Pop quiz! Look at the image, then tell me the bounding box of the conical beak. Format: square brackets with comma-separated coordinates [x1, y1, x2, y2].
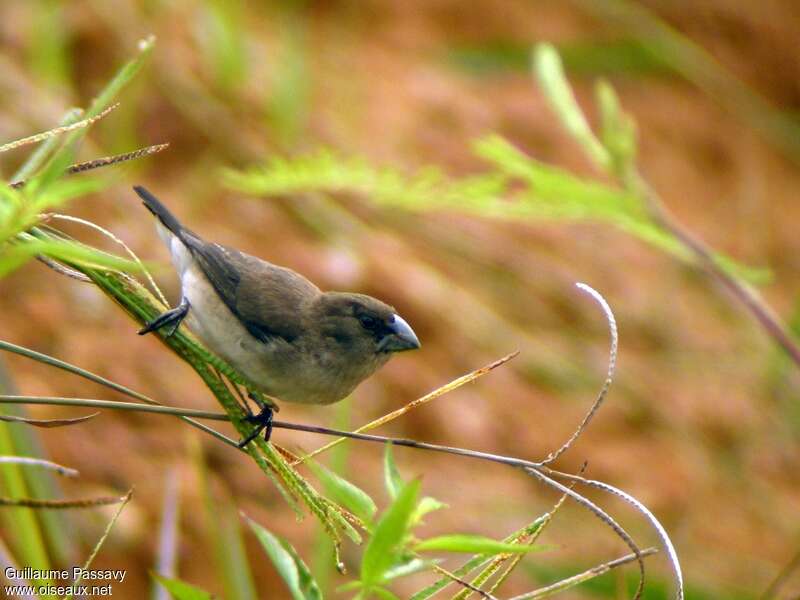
[378, 314, 420, 352]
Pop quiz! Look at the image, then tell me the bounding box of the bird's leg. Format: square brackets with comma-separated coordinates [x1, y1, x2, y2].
[248, 391, 266, 410]
[230, 384, 253, 417]
[138, 297, 190, 337]
[238, 405, 273, 448]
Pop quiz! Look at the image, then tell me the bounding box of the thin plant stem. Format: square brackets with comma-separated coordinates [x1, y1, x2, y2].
[760, 545, 800, 600]
[628, 171, 800, 369]
[0, 457, 78, 478]
[507, 547, 659, 600]
[0, 104, 118, 154]
[294, 351, 519, 465]
[9, 143, 170, 190]
[431, 564, 498, 600]
[540, 283, 617, 465]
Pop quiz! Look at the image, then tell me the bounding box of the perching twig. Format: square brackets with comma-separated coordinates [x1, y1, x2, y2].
[0, 339, 239, 448]
[294, 351, 520, 465]
[45, 212, 168, 305]
[0, 282, 681, 599]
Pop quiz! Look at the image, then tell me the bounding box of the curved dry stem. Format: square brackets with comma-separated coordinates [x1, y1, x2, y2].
[46, 213, 168, 305]
[628, 169, 800, 370]
[546, 468, 684, 600]
[540, 282, 617, 466]
[35, 255, 92, 282]
[524, 467, 645, 600]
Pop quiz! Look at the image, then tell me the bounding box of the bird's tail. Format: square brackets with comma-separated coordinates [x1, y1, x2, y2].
[133, 186, 184, 237]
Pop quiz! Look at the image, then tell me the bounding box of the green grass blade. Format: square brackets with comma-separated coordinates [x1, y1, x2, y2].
[383, 444, 404, 501]
[244, 514, 323, 600]
[532, 44, 610, 170]
[410, 516, 548, 600]
[0, 359, 77, 568]
[308, 459, 377, 523]
[150, 574, 213, 600]
[0, 422, 52, 592]
[414, 535, 547, 555]
[33, 36, 154, 194]
[361, 478, 420, 589]
[191, 438, 257, 600]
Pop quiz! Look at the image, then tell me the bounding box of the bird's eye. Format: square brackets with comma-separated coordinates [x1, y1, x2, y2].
[358, 315, 377, 329]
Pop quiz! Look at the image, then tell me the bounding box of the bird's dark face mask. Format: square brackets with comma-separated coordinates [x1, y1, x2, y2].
[315, 293, 420, 356]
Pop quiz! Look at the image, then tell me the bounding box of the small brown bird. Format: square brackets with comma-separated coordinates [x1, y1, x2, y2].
[134, 186, 420, 445]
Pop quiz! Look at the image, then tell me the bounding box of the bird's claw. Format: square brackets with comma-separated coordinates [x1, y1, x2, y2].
[237, 405, 274, 448]
[139, 297, 190, 337]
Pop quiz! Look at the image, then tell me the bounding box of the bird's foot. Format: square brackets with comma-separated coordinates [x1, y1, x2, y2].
[139, 298, 190, 337]
[238, 405, 273, 448]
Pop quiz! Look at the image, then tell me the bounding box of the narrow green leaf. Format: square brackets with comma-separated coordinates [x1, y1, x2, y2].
[33, 35, 154, 194]
[414, 535, 545, 555]
[595, 79, 637, 175]
[278, 530, 325, 600]
[0, 238, 141, 279]
[411, 496, 447, 525]
[218, 507, 258, 600]
[308, 459, 377, 523]
[151, 574, 213, 600]
[383, 443, 404, 500]
[201, 0, 246, 92]
[245, 514, 322, 600]
[192, 438, 257, 600]
[409, 515, 549, 600]
[0, 358, 77, 569]
[532, 43, 610, 170]
[361, 478, 420, 588]
[246, 517, 300, 598]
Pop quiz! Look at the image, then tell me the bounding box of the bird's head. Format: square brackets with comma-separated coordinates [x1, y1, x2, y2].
[311, 292, 420, 358]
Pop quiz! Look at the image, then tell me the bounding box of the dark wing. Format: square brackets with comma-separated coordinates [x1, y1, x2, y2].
[183, 235, 320, 343]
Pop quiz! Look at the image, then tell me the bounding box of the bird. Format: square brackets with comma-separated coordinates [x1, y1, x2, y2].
[133, 186, 420, 446]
